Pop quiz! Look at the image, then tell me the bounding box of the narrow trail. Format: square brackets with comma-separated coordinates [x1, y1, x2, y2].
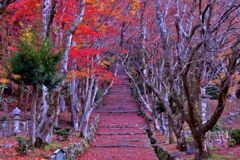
[77, 66, 158, 160]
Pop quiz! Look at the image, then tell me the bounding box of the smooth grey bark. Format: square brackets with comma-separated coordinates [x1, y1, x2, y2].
[79, 107, 93, 138]
[30, 84, 38, 146]
[62, 0, 85, 72]
[79, 75, 95, 137]
[70, 75, 81, 130]
[168, 115, 174, 144]
[59, 94, 65, 112]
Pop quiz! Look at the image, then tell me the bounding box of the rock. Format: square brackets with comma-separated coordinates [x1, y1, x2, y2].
[3, 144, 12, 148]
[48, 155, 55, 160]
[64, 114, 100, 160]
[187, 141, 195, 155]
[228, 120, 234, 124]
[229, 116, 234, 120]
[171, 151, 186, 158]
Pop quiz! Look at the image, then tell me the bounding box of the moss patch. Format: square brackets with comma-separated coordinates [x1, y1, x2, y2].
[44, 142, 62, 151]
[210, 154, 235, 160]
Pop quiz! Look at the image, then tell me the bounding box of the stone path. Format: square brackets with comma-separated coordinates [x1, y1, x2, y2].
[77, 66, 157, 160]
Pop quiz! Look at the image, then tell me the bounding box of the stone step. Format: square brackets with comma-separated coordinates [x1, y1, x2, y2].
[92, 144, 151, 148]
[93, 110, 138, 113]
[96, 132, 146, 136]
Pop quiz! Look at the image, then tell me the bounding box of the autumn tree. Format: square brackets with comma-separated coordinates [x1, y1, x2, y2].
[152, 0, 240, 159]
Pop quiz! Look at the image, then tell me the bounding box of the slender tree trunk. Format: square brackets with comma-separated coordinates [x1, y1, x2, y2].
[54, 103, 60, 126]
[79, 108, 93, 138]
[160, 113, 166, 134]
[17, 84, 24, 110]
[152, 107, 160, 131]
[168, 115, 174, 144]
[3, 102, 10, 136]
[55, 93, 65, 127]
[153, 117, 160, 131]
[70, 73, 80, 130]
[30, 84, 38, 146]
[59, 94, 65, 112]
[24, 91, 29, 113]
[79, 75, 94, 137]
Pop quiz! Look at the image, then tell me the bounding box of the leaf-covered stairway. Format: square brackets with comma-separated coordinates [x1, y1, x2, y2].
[77, 66, 157, 160]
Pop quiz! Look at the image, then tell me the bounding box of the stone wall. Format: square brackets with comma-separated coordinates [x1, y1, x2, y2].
[63, 114, 100, 160]
[138, 106, 178, 160]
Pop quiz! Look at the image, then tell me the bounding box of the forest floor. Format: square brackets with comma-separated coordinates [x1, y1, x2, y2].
[0, 66, 240, 159]
[0, 107, 95, 159]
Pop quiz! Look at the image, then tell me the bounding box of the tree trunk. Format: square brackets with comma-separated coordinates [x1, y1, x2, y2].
[176, 112, 187, 151]
[35, 91, 60, 148]
[70, 103, 79, 130]
[24, 91, 30, 113]
[194, 135, 211, 160]
[160, 113, 166, 134]
[35, 85, 49, 135]
[79, 108, 92, 138]
[59, 94, 65, 112]
[70, 76, 80, 130]
[3, 102, 10, 136]
[153, 117, 160, 131]
[17, 84, 24, 110]
[55, 94, 65, 127]
[168, 115, 174, 144]
[79, 75, 94, 137]
[30, 84, 38, 146]
[54, 104, 60, 127]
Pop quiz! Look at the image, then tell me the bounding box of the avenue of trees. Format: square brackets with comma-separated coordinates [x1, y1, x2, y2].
[0, 0, 239, 159]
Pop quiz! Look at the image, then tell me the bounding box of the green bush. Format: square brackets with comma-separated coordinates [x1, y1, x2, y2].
[53, 126, 62, 133]
[44, 142, 61, 151]
[55, 128, 71, 141]
[15, 137, 29, 156]
[1, 116, 6, 122]
[186, 136, 194, 143]
[206, 87, 219, 100]
[210, 121, 222, 132]
[230, 139, 236, 148]
[230, 128, 240, 144]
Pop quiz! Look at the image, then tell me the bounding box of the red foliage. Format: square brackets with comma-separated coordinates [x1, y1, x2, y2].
[8, 0, 42, 24]
[69, 48, 101, 58]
